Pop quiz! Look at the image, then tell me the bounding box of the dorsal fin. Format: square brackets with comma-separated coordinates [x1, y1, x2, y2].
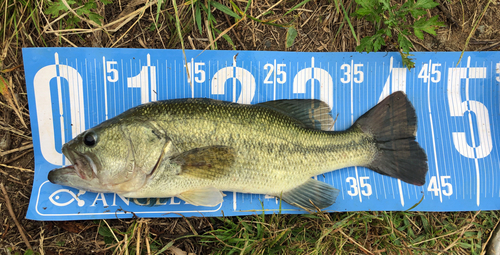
[257, 99, 334, 131]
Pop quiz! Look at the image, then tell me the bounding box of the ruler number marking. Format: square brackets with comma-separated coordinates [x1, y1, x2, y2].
[496, 62, 500, 82]
[447, 61, 492, 159]
[106, 61, 119, 82]
[340, 63, 364, 84]
[346, 176, 372, 197]
[264, 63, 286, 84]
[418, 63, 441, 83]
[186, 60, 206, 83]
[428, 176, 453, 197]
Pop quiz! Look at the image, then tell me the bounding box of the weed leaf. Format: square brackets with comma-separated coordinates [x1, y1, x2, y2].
[44, 0, 109, 28]
[409, 9, 427, 19]
[413, 16, 443, 39]
[45, 0, 75, 18]
[88, 13, 103, 25]
[0, 75, 9, 96]
[98, 226, 113, 237]
[379, 0, 391, 10]
[401, 52, 415, 69]
[286, 26, 298, 48]
[355, 7, 374, 17]
[356, 30, 385, 53]
[354, 0, 442, 70]
[25, 250, 35, 255]
[355, 0, 377, 9]
[415, 0, 440, 9]
[397, 33, 413, 53]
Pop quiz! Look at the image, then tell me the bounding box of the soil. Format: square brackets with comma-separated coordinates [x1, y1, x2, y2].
[1, 0, 499, 254]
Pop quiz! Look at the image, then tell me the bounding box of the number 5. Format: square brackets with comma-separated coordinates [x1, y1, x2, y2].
[359, 177, 372, 196]
[106, 61, 118, 82]
[441, 176, 453, 196]
[447, 66, 492, 159]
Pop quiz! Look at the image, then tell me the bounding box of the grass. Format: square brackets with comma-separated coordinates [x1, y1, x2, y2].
[85, 210, 499, 254]
[1, 0, 44, 49]
[1, 0, 500, 254]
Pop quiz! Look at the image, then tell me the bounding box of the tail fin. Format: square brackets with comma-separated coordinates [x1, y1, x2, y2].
[354, 91, 428, 186]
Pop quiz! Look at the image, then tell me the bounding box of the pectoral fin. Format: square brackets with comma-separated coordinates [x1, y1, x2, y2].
[171, 146, 235, 180]
[177, 187, 224, 207]
[282, 179, 340, 210]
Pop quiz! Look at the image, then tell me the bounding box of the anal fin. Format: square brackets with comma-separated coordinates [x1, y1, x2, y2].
[177, 187, 224, 207]
[282, 179, 339, 210]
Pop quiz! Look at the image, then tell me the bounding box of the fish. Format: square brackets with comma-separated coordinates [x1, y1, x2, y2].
[487, 220, 500, 255]
[48, 91, 428, 210]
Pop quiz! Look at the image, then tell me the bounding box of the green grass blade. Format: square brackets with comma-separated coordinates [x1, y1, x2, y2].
[339, 0, 358, 44]
[457, 0, 492, 66]
[155, 0, 164, 23]
[243, 0, 251, 14]
[171, 0, 191, 87]
[284, 0, 312, 16]
[229, 0, 286, 27]
[211, 1, 240, 19]
[154, 241, 174, 255]
[405, 194, 425, 212]
[214, 27, 236, 50]
[200, 2, 217, 23]
[195, 1, 202, 35]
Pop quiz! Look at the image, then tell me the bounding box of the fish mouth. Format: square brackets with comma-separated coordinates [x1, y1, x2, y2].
[48, 147, 97, 185]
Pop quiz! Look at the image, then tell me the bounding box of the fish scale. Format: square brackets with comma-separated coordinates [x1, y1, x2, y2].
[114, 101, 375, 196]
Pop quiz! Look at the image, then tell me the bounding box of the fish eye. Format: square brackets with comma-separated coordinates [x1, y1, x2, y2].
[83, 131, 97, 147]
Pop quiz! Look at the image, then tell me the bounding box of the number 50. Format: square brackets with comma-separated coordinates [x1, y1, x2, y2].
[447, 66, 492, 159]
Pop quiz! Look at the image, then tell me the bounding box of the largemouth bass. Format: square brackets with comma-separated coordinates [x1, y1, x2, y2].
[488, 220, 500, 255]
[48, 91, 428, 209]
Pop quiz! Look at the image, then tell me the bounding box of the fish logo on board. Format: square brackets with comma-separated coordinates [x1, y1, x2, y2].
[49, 189, 86, 207]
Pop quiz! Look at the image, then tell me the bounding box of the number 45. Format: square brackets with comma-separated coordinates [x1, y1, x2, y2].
[418, 63, 441, 83]
[427, 176, 453, 196]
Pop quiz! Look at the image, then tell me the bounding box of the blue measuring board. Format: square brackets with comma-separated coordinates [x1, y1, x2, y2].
[22, 48, 500, 220]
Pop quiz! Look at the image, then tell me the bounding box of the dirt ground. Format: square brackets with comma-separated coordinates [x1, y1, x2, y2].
[1, 0, 500, 254]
